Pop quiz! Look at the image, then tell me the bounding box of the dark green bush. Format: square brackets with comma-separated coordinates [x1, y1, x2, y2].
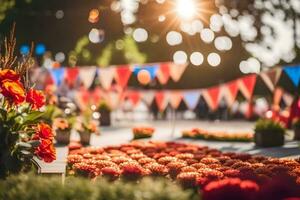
[254, 119, 285, 134]
[0, 174, 197, 200]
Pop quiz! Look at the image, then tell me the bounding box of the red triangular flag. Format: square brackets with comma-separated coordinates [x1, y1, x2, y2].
[127, 91, 141, 106]
[65, 67, 79, 86]
[225, 80, 239, 106]
[115, 66, 132, 88]
[92, 87, 102, 105]
[157, 63, 171, 85]
[238, 74, 257, 100]
[155, 91, 168, 111]
[202, 87, 220, 111]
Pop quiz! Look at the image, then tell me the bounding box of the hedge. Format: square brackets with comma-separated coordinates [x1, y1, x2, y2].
[0, 174, 198, 200]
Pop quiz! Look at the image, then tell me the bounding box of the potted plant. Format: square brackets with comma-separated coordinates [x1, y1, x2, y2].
[292, 118, 300, 140]
[0, 29, 56, 178]
[132, 127, 155, 139]
[98, 101, 111, 126]
[53, 118, 73, 145]
[254, 119, 285, 147]
[76, 120, 100, 146]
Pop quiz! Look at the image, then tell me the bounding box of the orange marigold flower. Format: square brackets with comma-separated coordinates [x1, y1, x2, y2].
[0, 69, 20, 82]
[26, 88, 45, 109]
[35, 139, 56, 163]
[101, 166, 121, 180]
[34, 123, 54, 140]
[1, 80, 25, 104]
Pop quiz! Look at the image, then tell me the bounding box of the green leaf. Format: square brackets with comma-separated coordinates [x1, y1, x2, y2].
[22, 111, 44, 125]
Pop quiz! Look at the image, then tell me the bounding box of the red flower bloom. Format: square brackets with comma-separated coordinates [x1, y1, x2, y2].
[26, 88, 45, 109]
[203, 178, 259, 200]
[34, 123, 54, 140]
[121, 162, 144, 180]
[0, 69, 20, 82]
[35, 139, 56, 163]
[0, 79, 25, 104]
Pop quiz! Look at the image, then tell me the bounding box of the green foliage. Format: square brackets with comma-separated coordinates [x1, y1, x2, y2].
[41, 105, 63, 125]
[122, 35, 146, 64]
[254, 119, 286, 134]
[0, 0, 15, 22]
[98, 101, 111, 112]
[97, 43, 113, 67]
[0, 174, 198, 200]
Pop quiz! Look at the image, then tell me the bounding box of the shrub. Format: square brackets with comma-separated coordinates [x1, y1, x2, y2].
[254, 119, 285, 134]
[0, 174, 197, 200]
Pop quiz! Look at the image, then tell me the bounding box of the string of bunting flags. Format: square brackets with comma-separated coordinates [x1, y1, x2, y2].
[31, 63, 300, 112]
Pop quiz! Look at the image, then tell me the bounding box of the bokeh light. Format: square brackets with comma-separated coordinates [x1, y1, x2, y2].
[88, 9, 100, 23]
[210, 14, 223, 32]
[88, 28, 105, 43]
[190, 52, 204, 66]
[239, 57, 261, 74]
[55, 52, 65, 63]
[158, 15, 166, 22]
[133, 28, 148, 42]
[35, 43, 46, 55]
[214, 36, 232, 51]
[173, 50, 187, 64]
[191, 20, 204, 33]
[137, 69, 151, 85]
[200, 28, 215, 43]
[175, 0, 196, 21]
[55, 10, 64, 19]
[166, 31, 182, 46]
[207, 52, 221, 67]
[20, 45, 30, 55]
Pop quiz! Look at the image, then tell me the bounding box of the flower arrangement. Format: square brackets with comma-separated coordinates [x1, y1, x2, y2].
[76, 119, 100, 145]
[53, 117, 73, 145]
[0, 28, 55, 178]
[67, 141, 300, 192]
[254, 119, 286, 147]
[132, 127, 155, 139]
[182, 128, 253, 142]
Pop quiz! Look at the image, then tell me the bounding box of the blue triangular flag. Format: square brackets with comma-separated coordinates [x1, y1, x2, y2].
[50, 68, 65, 86]
[283, 66, 300, 86]
[183, 91, 201, 110]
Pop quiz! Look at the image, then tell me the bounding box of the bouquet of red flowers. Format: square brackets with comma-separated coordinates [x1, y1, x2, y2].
[132, 127, 155, 139]
[0, 28, 56, 178]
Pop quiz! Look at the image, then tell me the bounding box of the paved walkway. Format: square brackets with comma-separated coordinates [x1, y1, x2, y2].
[40, 120, 300, 174]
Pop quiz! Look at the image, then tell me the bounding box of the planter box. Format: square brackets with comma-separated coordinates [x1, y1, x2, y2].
[55, 129, 71, 145]
[293, 128, 300, 140]
[254, 131, 284, 147]
[79, 132, 91, 146]
[99, 110, 111, 126]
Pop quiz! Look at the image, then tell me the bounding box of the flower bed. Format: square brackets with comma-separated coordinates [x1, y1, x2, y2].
[67, 141, 300, 195]
[182, 128, 253, 142]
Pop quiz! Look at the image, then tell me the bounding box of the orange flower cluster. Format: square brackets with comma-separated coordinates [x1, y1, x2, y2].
[67, 141, 300, 191]
[53, 118, 70, 131]
[34, 123, 56, 163]
[132, 127, 155, 139]
[182, 128, 253, 142]
[0, 69, 45, 108]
